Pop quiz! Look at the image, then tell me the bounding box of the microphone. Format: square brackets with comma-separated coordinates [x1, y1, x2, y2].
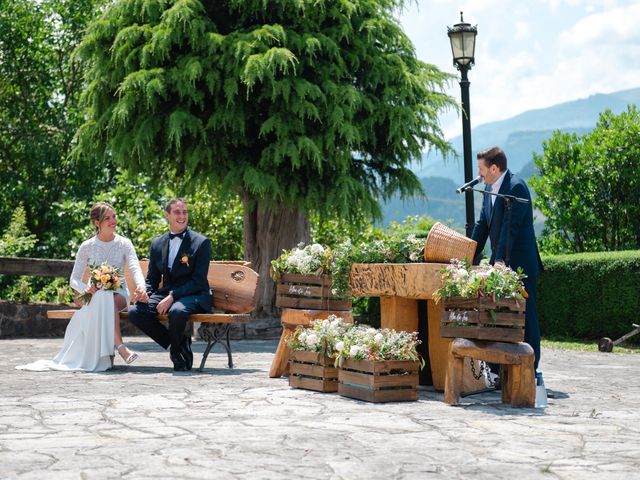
[456, 176, 483, 194]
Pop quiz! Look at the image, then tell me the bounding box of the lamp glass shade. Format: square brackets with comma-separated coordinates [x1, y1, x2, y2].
[448, 28, 477, 66]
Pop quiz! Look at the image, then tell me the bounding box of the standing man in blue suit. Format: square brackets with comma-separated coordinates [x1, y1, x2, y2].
[128, 198, 212, 371]
[471, 146, 543, 370]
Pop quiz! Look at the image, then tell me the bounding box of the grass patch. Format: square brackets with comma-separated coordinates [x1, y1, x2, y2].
[542, 337, 640, 353]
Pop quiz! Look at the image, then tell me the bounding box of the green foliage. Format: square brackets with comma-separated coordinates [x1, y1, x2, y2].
[0, 206, 38, 257]
[0, 0, 108, 253]
[32, 278, 75, 303]
[186, 189, 244, 260]
[4, 277, 34, 303]
[75, 0, 455, 220]
[46, 170, 244, 260]
[538, 250, 640, 344]
[531, 106, 640, 253]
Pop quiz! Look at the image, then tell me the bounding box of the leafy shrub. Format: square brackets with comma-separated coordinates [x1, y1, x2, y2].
[0, 205, 37, 257]
[538, 250, 640, 343]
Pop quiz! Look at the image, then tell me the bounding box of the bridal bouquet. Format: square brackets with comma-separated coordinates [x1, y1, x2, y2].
[77, 262, 123, 305]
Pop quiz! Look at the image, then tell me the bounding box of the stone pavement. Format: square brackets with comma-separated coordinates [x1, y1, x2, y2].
[1, 337, 639, 480]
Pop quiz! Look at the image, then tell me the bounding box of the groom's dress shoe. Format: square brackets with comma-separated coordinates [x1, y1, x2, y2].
[171, 353, 187, 372]
[181, 336, 193, 371]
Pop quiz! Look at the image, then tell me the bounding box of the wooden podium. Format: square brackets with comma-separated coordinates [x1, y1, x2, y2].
[349, 263, 451, 390]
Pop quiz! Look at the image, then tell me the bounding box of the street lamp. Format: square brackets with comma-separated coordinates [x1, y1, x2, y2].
[448, 12, 478, 238]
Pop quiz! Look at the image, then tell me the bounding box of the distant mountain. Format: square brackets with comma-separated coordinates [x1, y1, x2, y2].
[382, 87, 640, 228]
[411, 87, 640, 181]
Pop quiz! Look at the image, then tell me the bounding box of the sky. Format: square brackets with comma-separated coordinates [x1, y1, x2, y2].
[398, 0, 640, 139]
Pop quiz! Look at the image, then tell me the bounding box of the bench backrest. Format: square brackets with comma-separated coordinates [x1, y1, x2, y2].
[123, 260, 260, 314]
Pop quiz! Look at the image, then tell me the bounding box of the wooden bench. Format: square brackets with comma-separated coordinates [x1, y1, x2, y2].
[444, 338, 535, 407]
[47, 260, 260, 370]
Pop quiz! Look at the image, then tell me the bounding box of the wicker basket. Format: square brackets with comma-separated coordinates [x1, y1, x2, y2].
[424, 222, 477, 263]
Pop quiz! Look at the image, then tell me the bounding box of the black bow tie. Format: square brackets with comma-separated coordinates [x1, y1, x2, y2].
[169, 231, 186, 240]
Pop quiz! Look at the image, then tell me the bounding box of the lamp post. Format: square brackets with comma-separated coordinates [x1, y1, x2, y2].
[448, 12, 478, 238]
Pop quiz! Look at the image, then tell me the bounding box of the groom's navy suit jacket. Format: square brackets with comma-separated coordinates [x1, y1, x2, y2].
[145, 228, 212, 313]
[471, 169, 542, 279]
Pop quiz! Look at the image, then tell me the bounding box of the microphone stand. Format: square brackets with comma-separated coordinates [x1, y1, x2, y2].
[460, 186, 529, 265]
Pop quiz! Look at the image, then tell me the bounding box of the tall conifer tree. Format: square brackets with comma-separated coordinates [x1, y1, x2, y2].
[75, 0, 455, 313]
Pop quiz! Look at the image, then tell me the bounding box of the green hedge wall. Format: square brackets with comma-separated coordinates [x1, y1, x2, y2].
[538, 250, 640, 343]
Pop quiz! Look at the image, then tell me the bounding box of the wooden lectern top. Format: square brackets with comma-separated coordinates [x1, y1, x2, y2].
[349, 262, 447, 299]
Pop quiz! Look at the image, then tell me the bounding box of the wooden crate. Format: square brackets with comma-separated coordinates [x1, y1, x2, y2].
[338, 358, 419, 403]
[289, 350, 338, 393]
[440, 296, 526, 343]
[276, 273, 352, 311]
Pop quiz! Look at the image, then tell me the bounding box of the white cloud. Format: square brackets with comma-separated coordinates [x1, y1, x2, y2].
[559, 3, 640, 46]
[515, 21, 531, 40]
[400, 0, 640, 139]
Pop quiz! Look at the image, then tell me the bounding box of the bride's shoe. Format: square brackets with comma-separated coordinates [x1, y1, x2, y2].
[116, 344, 139, 365]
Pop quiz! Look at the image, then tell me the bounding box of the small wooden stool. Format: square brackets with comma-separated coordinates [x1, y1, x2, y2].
[268, 308, 353, 378]
[445, 338, 535, 407]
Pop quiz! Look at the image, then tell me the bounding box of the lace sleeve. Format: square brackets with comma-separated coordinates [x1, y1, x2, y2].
[70, 241, 90, 293]
[124, 238, 145, 289]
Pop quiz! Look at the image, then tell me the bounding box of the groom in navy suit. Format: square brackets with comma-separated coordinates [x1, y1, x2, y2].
[128, 198, 212, 371]
[471, 147, 543, 370]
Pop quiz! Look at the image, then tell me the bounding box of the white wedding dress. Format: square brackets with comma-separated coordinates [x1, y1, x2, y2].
[17, 235, 145, 372]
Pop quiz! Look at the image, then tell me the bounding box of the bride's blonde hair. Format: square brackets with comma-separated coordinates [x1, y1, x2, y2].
[90, 202, 115, 232]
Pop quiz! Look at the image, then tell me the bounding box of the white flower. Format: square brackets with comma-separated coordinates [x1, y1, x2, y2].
[349, 345, 361, 357]
[306, 333, 318, 347]
[335, 341, 344, 352]
[310, 243, 325, 255]
[374, 332, 384, 344]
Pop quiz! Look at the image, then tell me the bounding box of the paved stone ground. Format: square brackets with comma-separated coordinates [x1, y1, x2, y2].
[1, 337, 639, 480]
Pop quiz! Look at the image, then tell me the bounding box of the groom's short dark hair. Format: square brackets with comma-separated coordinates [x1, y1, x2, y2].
[164, 198, 188, 213]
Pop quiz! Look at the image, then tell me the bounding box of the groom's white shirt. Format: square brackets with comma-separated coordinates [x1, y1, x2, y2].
[167, 233, 184, 271]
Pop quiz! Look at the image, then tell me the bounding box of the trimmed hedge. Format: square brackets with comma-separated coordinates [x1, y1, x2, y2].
[538, 250, 640, 343]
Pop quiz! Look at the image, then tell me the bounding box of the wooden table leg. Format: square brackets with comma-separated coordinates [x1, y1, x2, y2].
[427, 300, 452, 391]
[269, 324, 296, 378]
[269, 308, 353, 378]
[380, 296, 419, 332]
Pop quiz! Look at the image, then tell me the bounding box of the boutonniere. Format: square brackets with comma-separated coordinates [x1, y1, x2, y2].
[180, 253, 191, 267]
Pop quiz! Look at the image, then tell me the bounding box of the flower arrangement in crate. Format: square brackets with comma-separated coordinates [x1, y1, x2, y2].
[286, 315, 351, 393]
[333, 325, 423, 403]
[271, 243, 351, 310]
[434, 259, 528, 343]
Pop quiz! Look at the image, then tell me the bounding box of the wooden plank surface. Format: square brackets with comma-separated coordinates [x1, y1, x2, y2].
[279, 273, 333, 286]
[290, 351, 335, 366]
[337, 383, 418, 403]
[349, 263, 446, 299]
[290, 362, 337, 379]
[0, 257, 74, 277]
[290, 376, 338, 392]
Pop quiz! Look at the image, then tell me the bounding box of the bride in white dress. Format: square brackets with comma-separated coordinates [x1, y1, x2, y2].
[17, 202, 147, 372]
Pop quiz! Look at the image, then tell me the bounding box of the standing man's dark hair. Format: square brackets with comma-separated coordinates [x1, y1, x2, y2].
[127, 198, 212, 371]
[477, 146, 507, 171]
[471, 146, 543, 370]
